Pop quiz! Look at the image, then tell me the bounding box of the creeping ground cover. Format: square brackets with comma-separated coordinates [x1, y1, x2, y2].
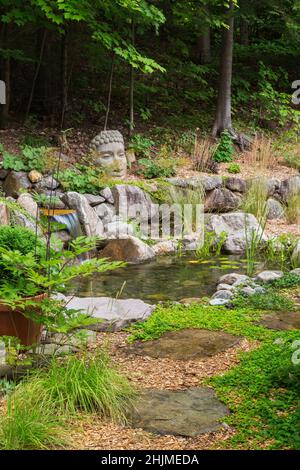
[128, 301, 300, 450]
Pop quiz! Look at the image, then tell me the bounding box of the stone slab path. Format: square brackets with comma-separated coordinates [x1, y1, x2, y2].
[258, 311, 300, 330]
[125, 329, 242, 360]
[129, 387, 229, 437]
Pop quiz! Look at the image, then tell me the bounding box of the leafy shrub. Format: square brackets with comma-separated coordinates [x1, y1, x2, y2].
[58, 165, 104, 194]
[137, 158, 176, 179]
[227, 163, 241, 174]
[233, 291, 294, 311]
[128, 133, 155, 158]
[0, 225, 43, 256]
[2, 145, 46, 173]
[270, 272, 300, 289]
[213, 130, 235, 163]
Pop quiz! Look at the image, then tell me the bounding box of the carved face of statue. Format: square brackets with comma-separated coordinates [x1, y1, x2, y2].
[90, 130, 127, 179]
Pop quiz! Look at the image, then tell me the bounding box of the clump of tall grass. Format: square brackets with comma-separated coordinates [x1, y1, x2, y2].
[0, 392, 66, 450]
[285, 191, 300, 224]
[242, 178, 268, 223]
[0, 352, 136, 450]
[192, 136, 217, 172]
[246, 136, 276, 170]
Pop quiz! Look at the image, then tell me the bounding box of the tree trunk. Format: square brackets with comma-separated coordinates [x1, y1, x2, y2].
[24, 29, 47, 123]
[60, 30, 68, 129]
[129, 19, 135, 138]
[0, 24, 10, 129]
[104, 53, 115, 130]
[212, 1, 235, 137]
[198, 27, 211, 64]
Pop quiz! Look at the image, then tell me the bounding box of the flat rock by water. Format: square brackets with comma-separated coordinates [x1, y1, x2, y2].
[125, 329, 241, 360]
[57, 295, 155, 331]
[129, 387, 229, 437]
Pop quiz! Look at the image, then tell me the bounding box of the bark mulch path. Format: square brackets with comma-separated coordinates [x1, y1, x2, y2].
[70, 332, 258, 450]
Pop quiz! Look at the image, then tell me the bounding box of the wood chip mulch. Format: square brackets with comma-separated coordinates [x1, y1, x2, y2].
[70, 332, 258, 450]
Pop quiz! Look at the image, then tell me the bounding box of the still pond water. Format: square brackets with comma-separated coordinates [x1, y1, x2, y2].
[72, 254, 268, 303]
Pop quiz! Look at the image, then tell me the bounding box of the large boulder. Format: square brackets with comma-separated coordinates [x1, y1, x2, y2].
[111, 185, 158, 223]
[62, 192, 104, 237]
[3, 171, 32, 198]
[205, 188, 242, 213]
[206, 212, 266, 254]
[100, 235, 155, 263]
[57, 295, 155, 332]
[17, 193, 38, 219]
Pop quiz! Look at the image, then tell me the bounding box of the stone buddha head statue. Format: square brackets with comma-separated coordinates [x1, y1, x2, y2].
[90, 130, 127, 179]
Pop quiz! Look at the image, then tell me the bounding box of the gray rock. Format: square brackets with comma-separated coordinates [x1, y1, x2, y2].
[209, 298, 231, 306]
[62, 192, 104, 237]
[206, 212, 266, 254]
[182, 234, 203, 251]
[280, 176, 300, 202]
[224, 177, 247, 193]
[100, 235, 155, 263]
[266, 198, 285, 220]
[129, 387, 229, 437]
[35, 175, 59, 191]
[219, 273, 249, 285]
[104, 220, 134, 239]
[84, 194, 105, 206]
[240, 286, 256, 296]
[267, 179, 281, 197]
[112, 184, 158, 223]
[58, 295, 155, 331]
[292, 241, 300, 268]
[254, 286, 267, 294]
[256, 270, 284, 283]
[95, 203, 115, 223]
[290, 268, 300, 276]
[17, 193, 38, 219]
[211, 290, 234, 300]
[100, 187, 114, 204]
[205, 188, 242, 213]
[217, 283, 234, 291]
[199, 176, 222, 192]
[3, 171, 32, 198]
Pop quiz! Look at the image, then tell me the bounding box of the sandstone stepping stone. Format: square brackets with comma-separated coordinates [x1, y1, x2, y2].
[129, 387, 229, 437]
[125, 329, 241, 360]
[258, 312, 300, 331]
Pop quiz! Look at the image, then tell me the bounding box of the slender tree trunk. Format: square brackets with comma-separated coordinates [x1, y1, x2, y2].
[212, 1, 235, 137]
[198, 27, 211, 64]
[129, 20, 135, 138]
[240, 18, 249, 46]
[0, 24, 10, 128]
[60, 30, 68, 129]
[24, 29, 47, 123]
[104, 53, 115, 130]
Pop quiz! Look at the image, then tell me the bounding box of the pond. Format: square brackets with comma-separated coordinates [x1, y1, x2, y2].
[71, 254, 268, 303]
